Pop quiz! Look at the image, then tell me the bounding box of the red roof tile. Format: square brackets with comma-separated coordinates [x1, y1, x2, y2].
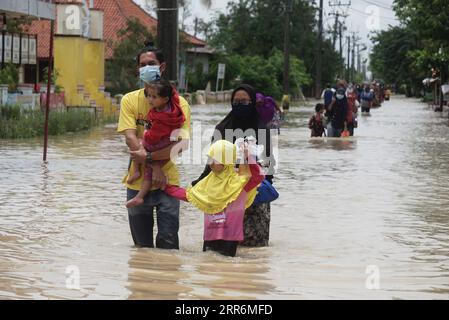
[24, 0, 206, 59]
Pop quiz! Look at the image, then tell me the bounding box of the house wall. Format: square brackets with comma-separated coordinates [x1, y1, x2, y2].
[186, 52, 210, 75]
[54, 36, 86, 107]
[54, 36, 114, 116]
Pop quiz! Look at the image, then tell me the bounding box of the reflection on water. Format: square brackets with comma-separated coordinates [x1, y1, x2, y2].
[1, 96, 449, 299]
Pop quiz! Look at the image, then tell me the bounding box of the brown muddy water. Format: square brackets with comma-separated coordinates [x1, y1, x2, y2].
[1, 96, 449, 299]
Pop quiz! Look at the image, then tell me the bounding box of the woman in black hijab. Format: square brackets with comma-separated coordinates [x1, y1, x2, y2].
[192, 84, 276, 249]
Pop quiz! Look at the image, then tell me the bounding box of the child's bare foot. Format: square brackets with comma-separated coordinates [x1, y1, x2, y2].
[127, 171, 141, 184]
[126, 197, 144, 209]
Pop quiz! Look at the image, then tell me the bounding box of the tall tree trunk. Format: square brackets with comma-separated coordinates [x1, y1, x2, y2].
[157, 0, 178, 83]
[283, 0, 292, 95]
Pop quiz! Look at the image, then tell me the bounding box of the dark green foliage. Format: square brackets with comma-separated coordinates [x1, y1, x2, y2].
[371, 0, 449, 96]
[105, 19, 154, 95]
[207, 0, 341, 96]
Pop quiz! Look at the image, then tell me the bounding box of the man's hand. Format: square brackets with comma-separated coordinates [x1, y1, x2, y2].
[130, 145, 147, 165]
[151, 163, 167, 190]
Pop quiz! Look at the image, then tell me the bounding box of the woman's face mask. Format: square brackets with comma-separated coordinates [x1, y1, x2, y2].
[232, 101, 254, 117]
[336, 94, 345, 100]
[232, 90, 254, 117]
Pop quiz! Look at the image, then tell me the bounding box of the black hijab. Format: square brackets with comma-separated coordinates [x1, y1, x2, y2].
[192, 84, 275, 186]
[216, 84, 261, 135]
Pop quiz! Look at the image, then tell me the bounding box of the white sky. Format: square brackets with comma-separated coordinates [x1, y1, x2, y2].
[134, 0, 400, 62]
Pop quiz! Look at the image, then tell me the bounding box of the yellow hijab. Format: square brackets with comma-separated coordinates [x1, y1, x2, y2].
[187, 140, 259, 214]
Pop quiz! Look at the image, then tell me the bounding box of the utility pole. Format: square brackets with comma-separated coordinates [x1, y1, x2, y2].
[350, 32, 361, 83]
[193, 17, 198, 67]
[346, 35, 351, 81]
[329, 1, 351, 81]
[329, 1, 351, 51]
[351, 33, 356, 83]
[283, 0, 293, 97]
[339, 21, 344, 57]
[332, 12, 339, 50]
[315, 0, 324, 98]
[357, 44, 360, 73]
[157, 0, 178, 83]
[338, 20, 347, 78]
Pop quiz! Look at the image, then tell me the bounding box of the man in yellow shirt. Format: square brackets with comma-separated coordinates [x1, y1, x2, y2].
[118, 44, 191, 249]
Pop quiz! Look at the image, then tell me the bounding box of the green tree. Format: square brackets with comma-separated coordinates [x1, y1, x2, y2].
[0, 63, 19, 93]
[370, 26, 426, 96]
[393, 0, 449, 75]
[206, 49, 311, 99]
[105, 19, 153, 95]
[370, 1, 449, 97]
[208, 0, 341, 95]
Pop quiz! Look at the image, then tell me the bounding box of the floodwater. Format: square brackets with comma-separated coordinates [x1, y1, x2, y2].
[1, 96, 449, 300]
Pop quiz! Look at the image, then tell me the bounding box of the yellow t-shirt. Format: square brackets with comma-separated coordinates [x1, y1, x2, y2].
[117, 89, 191, 191]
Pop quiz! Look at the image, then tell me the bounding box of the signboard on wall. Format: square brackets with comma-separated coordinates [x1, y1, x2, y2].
[1, 34, 37, 65]
[12, 34, 20, 64]
[28, 36, 37, 65]
[4, 34, 12, 63]
[21, 35, 29, 64]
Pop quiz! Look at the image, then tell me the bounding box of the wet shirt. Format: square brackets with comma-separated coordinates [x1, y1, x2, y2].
[117, 89, 191, 191]
[309, 114, 325, 137]
[323, 89, 335, 107]
[330, 99, 348, 130]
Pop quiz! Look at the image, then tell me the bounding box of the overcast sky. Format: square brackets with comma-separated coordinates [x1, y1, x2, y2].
[134, 0, 400, 62]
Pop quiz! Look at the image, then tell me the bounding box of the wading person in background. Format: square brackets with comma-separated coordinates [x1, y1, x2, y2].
[360, 85, 374, 113]
[346, 85, 359, 136]
[281, 94, 290, 121]
[322, 83, 336, 137]
[327, 88, 349, 138]
[118, 43, 191, 249]
[309, 103, 326, 137]
[321, 83, 335, 109]
[192, 84, 276, 248]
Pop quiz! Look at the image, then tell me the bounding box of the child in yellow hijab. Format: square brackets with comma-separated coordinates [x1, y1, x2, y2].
[166, 139, 264, 257]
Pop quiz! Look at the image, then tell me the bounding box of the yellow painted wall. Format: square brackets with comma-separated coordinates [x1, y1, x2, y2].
[83, 40, 103, 102]
[54, 37, 115, 116]
[54, 36, 86, 107]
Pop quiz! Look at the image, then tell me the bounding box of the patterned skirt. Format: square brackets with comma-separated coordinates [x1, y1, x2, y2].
[241, 202, 271, 247]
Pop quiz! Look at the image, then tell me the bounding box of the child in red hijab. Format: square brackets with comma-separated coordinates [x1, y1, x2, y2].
[126, 80, 185, 208]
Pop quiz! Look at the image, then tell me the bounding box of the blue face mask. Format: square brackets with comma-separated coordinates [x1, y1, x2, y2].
[139, 65, 161, 88]
[232, 102, 255, 118]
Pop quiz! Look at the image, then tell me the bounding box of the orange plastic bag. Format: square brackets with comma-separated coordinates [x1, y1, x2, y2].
[341, 124, 350, 137]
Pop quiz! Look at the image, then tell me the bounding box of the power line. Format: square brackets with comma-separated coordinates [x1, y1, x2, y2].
[358, 0, 394, 11]
[348, 6, 400, 22]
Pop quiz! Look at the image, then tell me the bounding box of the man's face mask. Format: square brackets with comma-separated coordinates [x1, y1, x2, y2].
[139, 65, 161, 88]
[336, 94, 345, 100]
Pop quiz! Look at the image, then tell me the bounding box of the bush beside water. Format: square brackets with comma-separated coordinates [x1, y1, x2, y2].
[0, 105, 106, 139]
